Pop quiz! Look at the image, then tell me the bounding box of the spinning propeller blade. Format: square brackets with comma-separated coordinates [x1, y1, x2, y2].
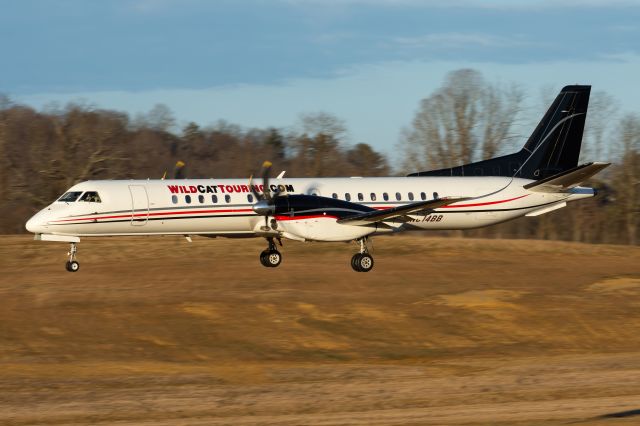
[261, 161, 273, 201]
[250, 161, 280, 221]
[248, 174, 262, 201]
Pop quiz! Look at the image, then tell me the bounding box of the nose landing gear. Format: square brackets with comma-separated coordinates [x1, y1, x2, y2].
[65, 242, 80, 272]
[259, 237, 282, 268]
[351, 237, 374, 272]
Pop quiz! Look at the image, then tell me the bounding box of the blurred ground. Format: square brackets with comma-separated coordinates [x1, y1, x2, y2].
[0, 235, 639, 425]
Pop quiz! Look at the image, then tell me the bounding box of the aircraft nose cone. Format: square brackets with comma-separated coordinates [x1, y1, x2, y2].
[26, 213, 46, 234]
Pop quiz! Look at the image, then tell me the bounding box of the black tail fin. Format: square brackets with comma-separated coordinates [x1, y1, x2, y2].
[407, 85, 591, 180]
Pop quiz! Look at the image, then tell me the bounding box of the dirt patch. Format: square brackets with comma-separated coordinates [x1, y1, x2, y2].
[587, 277, 640, 294]
[438, 289, 524, 309]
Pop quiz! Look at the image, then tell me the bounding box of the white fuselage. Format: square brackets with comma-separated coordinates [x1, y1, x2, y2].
[25, 176, 592, 242]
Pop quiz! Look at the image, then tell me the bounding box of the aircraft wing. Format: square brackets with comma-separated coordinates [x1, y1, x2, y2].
[337, 197, 469, 226]
[523, 162, 610, 193]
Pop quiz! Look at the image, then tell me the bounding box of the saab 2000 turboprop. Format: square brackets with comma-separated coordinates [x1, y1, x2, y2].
[26, 85, 609, 272]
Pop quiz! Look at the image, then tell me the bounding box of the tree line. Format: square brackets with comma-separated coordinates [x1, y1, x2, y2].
[0, 69, 637, 244]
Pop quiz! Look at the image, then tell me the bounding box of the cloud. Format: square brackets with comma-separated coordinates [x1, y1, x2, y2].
[608, 24, 639, 32]
[389, 33, 534, 49]
[283, 0, 640, 9]
[125, 0, 203, 15]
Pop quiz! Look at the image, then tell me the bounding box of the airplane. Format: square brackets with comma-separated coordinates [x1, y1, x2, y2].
[26, 85, 609, 273]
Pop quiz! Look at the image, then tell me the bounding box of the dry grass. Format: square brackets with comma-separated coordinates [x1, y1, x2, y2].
[0, 235, 639, 425]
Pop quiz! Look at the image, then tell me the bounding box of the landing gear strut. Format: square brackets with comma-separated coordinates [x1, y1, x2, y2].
[65, 242, 80, 272]
[259, 237, 282, 268]
[351, 237, 374, 272]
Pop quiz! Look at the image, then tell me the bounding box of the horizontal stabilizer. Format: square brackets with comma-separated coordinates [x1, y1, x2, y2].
[337, 197, 469, 226]
[523, 162, 610, 193]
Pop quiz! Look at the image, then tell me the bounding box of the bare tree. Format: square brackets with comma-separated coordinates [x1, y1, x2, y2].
[480, 83, 523, 159]
[583, 91, 619, 162]
[150, 103, 176, 132]
[0, 93, 12, 109]
[39, 107, 131, 189]
[614, 114, 640, 244]
[401, 69, 523, 173]
[289, 112, 351, 177]
[298, 112, 347, 142]
[346, 143, 390, 176]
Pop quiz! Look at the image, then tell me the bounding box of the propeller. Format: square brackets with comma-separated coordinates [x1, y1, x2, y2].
[250, 161, 281, 228]
[250, 161, 273, 201]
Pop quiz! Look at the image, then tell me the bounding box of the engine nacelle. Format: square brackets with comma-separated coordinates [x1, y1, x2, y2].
[258, 194, 381, 241]
[276, 216, 375, 242]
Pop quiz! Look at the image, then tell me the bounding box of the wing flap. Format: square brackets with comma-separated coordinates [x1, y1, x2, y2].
[523, 162, 610, 193]
[337, 197, 469, 226]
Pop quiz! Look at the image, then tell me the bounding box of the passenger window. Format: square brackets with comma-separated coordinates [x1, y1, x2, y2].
[345, 193, 351, 202]
[383, 193, 389, 201]
[212, 195, 218, 203]
[225, 194, 231, 203]
[332, 193, 338, 199]
[408, 192, 414, 201]
[185, 195, 192, 204]
[357, 193, 364, 201]
[58, 191, 83, 202]
[198, 195, 205, 204]
[420, 192, 427, 201]
[172, 195, 178, 204]
[396, 192, 402, 201]
[433, 192, 439, 199]
[79, 191, 101, 203]
[248, 194, 254, 203]
[370, 193, 376, 201]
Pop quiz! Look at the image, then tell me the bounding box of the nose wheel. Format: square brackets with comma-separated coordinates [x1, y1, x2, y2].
[351, 238, 374, 272]
[65, 242, 80, 272]
[259, 237, 282, 268]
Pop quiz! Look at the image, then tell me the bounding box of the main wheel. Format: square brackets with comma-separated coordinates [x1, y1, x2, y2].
[259, 250, 271, 267]
[260, 250, 282, 268]
[65, 260, 80, 272]
[266, 250, 282, 267]
[356, 253, 374, 272]
[351, 253, 362, 272]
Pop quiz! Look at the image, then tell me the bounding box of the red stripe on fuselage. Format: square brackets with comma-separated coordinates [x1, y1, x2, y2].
[51, 208, 254, 223]
[274, 214, 338, 221]
[369, 195, 529, 211]
[441, 194, 529, 208]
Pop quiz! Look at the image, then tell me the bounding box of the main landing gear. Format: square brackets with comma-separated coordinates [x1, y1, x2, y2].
[351, 237, 374, 273]
[65, 242, 80, 272]
[259, 237, 282, 268]
[255, 236, 374, 272]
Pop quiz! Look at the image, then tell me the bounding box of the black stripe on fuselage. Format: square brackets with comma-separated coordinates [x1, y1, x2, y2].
[58, 203, 255, 218]
[436, 199, 565, 213]
[59, 202, 399, 219]
[51, 213, 257, 225]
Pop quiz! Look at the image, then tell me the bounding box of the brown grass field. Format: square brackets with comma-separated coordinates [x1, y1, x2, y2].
[1, 234, 639, 425]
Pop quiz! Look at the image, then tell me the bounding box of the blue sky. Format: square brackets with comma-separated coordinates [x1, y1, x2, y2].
[3, 0, 640, 160]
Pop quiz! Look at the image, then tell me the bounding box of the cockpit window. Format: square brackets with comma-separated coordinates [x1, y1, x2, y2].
[79, 191, 102, 203]
[58, 191, 83, 202]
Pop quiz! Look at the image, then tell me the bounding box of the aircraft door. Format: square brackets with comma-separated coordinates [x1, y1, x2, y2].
[129, 185, 149, 226]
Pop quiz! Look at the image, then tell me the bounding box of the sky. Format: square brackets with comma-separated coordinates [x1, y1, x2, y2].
[2, 0, 640, 162]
